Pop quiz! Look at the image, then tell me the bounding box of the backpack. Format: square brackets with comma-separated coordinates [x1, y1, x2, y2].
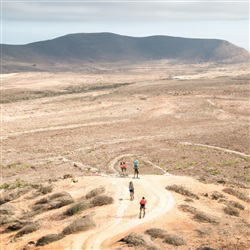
[140, 199, 146, 205]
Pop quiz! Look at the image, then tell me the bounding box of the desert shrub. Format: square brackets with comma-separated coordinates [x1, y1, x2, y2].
[211, 191, 225, 200]
[65, 201, 91, 216]
[0, 204, 17, 215]
[91, 195, 114, 207]
[86, 187, 105, 199]
[120, 233, 146, 246]
[36, 233, 65, 246]
[38, 185, 53, 195]
[32, 192, 73, 211]
[194, 228, 212, 238]
[223, 205, 239, 217]
[35, 197, 49, 205]
[184, 198, 194, 202]
[193, 211, 220, 224]
[145, 228, 167, 239]
[48, 196, 74, 209]
[196, 247, 216, 250]
[0, 215, 11, 225]
[227, 200, 245, 210]
[6, 220, 30, 231]
[50, 191, 70, 200]
[222, 188, 250, 203]
[179, 204, 220, 224]
[164, 235, 186, 246]
[32, 204, 47, 212]
[0, 187, 31, 205]
[166, 185, 199, 199]
[62, 215, 95, 235]
[14, 222, 40, 238]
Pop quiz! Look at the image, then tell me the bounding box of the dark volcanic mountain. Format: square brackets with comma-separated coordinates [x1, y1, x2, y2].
[1, 32, 249, 73]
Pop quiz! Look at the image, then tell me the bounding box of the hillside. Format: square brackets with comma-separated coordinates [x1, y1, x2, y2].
[1, 33, 249, 73]
[1, 62, 250, 249]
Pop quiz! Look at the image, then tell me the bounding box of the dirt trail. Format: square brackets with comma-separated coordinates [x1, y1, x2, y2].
[65, 156, 174, 250]
[84, 176, 174, 250]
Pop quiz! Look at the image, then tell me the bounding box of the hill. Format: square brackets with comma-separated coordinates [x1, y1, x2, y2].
[1, 33, 249, 73]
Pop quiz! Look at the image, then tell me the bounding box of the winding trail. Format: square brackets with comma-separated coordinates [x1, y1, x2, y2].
[84, 177, 174, 250]
[66, 155, 174, 250]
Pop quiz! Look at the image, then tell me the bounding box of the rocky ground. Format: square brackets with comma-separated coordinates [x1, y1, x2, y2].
[0, 62, 249, 249]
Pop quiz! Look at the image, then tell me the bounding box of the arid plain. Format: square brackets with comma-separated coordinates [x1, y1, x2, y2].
[1, 62, 250, 250]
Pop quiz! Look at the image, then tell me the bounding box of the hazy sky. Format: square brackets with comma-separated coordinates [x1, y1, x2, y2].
[1, 0, 249, 50]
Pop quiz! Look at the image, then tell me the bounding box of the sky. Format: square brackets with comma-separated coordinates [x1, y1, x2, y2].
[1, 0, 249, 51]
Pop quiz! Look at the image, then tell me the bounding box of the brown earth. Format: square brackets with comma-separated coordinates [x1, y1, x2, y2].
[0, 61, 249, 249]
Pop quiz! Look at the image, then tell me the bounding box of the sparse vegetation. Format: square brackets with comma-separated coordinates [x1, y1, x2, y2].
[36, 233, 65, 246]
[166, 185, 199, 199]
[145, 228, 168, 239]
[211, 191, 225, 200]
[164, 234, 186, 246]
[120, 233, 146, 246]
[179, 204, 220, 224]
[62, 215, 95, 235]
[14, 222, 40, 239]
[222, 188, 250, 203]
[86, 187, 105, 199]
[91, 195, 114, 207]
[65, 200, 91, 216]
[223, 205, 240, 217]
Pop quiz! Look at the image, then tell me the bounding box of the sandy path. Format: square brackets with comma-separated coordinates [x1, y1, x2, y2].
[84, 176, 174, 250]
[65, 155, 174, 250]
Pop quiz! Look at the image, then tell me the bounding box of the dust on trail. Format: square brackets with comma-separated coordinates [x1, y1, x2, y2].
[66, 155, 174, 250]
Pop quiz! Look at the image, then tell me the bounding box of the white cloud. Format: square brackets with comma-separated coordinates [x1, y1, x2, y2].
[2, 1, 249, 22]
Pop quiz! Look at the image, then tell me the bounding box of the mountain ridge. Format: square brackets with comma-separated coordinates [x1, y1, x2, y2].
[1, 32, 249, 73]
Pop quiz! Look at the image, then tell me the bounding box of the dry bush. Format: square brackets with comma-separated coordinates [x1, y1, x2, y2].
[145, 228, 168, 239]
[0, 215, 12, 225]
[91, 195, 114, 207]
[36, 233, 65, 246]
[194, 228, 212, 238]
[14, 222, 40, 239]
[6, 220, 30, 232]
[0, 187, 31, 205]
[179, 204, 220, 224]
[86, 187, 105, 199]
[196, 247, 216, 250]
[120, 233, 146, 246]
[62, 215, 95, 235]
[0, 204, 17, 215]
[222, 188, 250, 203]
[48, 196, 74, 209]
[35, 197, 48, 205]
[223, 205, 239, 217]
[211, 191, 225, 200]
[166, 185, 199, 199]
[32, 192, 74, 211]
[227, 200, 245, 210]
[64, 200, 91, 216]
[38, 185, 53, 195]
[164, 234, 186, 246]
[49, 191, 70, 200]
